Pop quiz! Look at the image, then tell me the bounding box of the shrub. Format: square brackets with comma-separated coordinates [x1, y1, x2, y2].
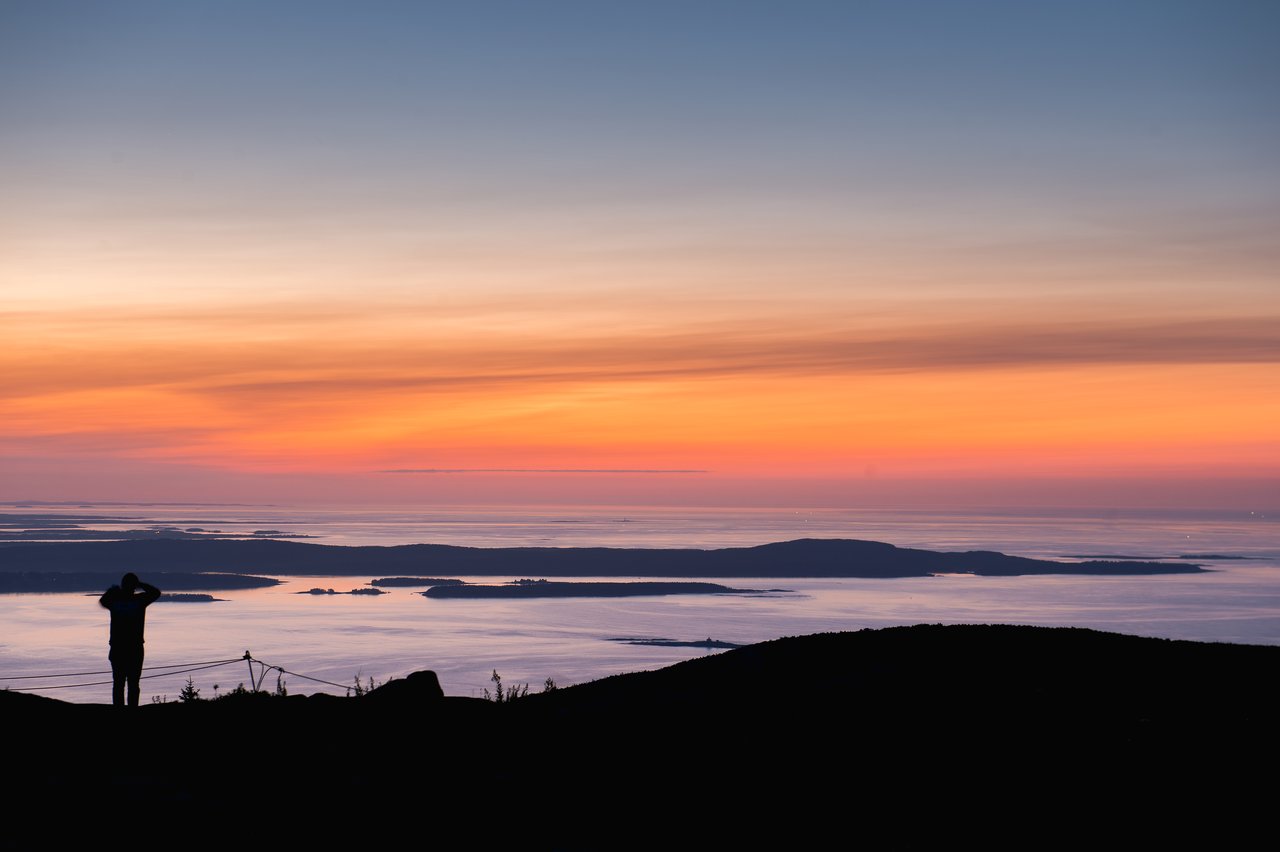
[483, 670, 529, 703]
[349, 674, 379, 697]
[217, 683, 251, 699]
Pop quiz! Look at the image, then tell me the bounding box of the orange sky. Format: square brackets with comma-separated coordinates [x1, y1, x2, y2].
[5, 288, 1277, 505]
[2, 2, 1277, 508]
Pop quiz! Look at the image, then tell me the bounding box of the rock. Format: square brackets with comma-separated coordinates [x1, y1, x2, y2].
[365, 670, 444, 703]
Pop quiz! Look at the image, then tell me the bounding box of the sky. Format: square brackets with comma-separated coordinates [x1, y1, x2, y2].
[2, 0, 1277, 508]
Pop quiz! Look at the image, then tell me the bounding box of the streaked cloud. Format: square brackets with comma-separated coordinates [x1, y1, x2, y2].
[6, 314, 1276, 404]
[379, 468, 708, 474]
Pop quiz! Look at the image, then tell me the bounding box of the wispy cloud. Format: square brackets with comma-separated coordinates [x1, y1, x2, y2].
[378, 468, 708, 474]
[8, 315, 1276, 403]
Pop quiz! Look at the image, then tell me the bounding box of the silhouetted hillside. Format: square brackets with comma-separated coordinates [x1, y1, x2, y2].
[3, 625, 1272, 846]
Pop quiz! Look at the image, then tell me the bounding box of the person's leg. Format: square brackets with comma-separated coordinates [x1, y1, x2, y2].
[126, 649, 143, 707]
[111, 666, 126, 706]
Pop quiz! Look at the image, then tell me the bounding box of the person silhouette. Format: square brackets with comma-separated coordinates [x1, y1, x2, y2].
[99, 573, 161, 707]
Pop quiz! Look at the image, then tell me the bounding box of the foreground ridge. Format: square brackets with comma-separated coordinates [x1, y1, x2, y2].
[4, 624, 1274, 845]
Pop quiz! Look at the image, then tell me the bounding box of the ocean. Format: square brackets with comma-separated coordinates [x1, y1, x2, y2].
[2, 503, 1276, 703]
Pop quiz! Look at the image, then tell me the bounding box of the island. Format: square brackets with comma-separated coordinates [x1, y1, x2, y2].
[0, 537, 1209, 579]
[608, 636, 744, 648]
[295, 587, 387, 595]
[0, 571, 280, 594]
[371, 577, 466, 587]
[422, 580, 769, 598]
[0, 512, 315, 541]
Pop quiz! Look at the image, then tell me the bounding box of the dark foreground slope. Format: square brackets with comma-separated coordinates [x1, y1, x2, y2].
[4, 625, 1274, 846]
[0, 536, 1201, 577]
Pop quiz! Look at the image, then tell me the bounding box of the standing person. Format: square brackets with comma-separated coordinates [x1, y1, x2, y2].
[99, 573, 161, 707]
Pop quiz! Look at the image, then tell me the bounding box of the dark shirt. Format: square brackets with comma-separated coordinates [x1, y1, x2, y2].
[100, 584, 161, 649]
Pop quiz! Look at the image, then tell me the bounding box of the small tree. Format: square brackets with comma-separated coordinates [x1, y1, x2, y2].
[178, 677, 201, 702]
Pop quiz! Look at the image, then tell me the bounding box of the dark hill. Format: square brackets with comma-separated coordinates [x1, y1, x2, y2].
[2, 625, 1272, 845]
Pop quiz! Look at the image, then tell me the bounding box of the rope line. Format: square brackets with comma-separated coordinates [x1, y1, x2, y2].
[0, 657, 245, 681]
[8, 659, 245, 691]
[3, 654, 363, 696]
[248, 659, 352, 691]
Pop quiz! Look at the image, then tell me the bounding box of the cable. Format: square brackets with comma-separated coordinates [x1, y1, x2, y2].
[6, 658, 243, 691]
[4, 654, 365, 696]
[0, 657, 245, 681]
[15, 678, 115, 691]
[247, 659, 353, 691]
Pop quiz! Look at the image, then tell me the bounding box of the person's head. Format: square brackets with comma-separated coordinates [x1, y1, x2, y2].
[121, 572, 140, 592]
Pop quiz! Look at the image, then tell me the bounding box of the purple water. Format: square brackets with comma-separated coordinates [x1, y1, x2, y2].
[2, 503, 1276, 703]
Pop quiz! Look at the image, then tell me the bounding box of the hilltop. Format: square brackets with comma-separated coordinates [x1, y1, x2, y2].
[3, 624, 1273, 845]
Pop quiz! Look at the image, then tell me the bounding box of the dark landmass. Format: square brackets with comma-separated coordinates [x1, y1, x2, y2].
[1070, 553, 1164, 559]
[157, 593, 224, 603]
[1179, 553, 1254, 560]
[0, 537, 1207, 578]
[0, 528, 314, 542]
[371, 577, 466, 587]
[608, 636, 744, 648]
[0, 512, 141, 527]
[422, 581, 763, 598]
[0, 512, 312, 542]
[0, 572, 280, 594]
[0, 528, 231, 542]
[295, 587, 387, 595]
[1071, 552, 1255, 560]
[3, 625, 1275, 845]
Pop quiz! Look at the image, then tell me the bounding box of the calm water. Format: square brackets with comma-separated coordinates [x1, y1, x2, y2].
[2, 504, 1277, 703]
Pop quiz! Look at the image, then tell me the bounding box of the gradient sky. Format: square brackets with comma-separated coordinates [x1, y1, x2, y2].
[2, 1, 1277, 508]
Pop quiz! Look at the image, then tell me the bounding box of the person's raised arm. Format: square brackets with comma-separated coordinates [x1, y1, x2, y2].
[138, 581, 161, 604]
[99, 585, 121, 608]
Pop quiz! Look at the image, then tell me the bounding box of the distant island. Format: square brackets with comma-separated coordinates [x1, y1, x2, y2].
[296, 587, 387, 595]
[158, 593, 224, 602]
[0, 537, 1208, 579]
[422, 580, 768, 598]
[371, 577, 467, 587]
[608, 636, 744, 648]
[0, 571, 281, 594]
[1070, 553, 1255, 560]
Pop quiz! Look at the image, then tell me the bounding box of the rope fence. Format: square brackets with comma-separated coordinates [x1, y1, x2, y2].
[1, 652, 361, 696]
